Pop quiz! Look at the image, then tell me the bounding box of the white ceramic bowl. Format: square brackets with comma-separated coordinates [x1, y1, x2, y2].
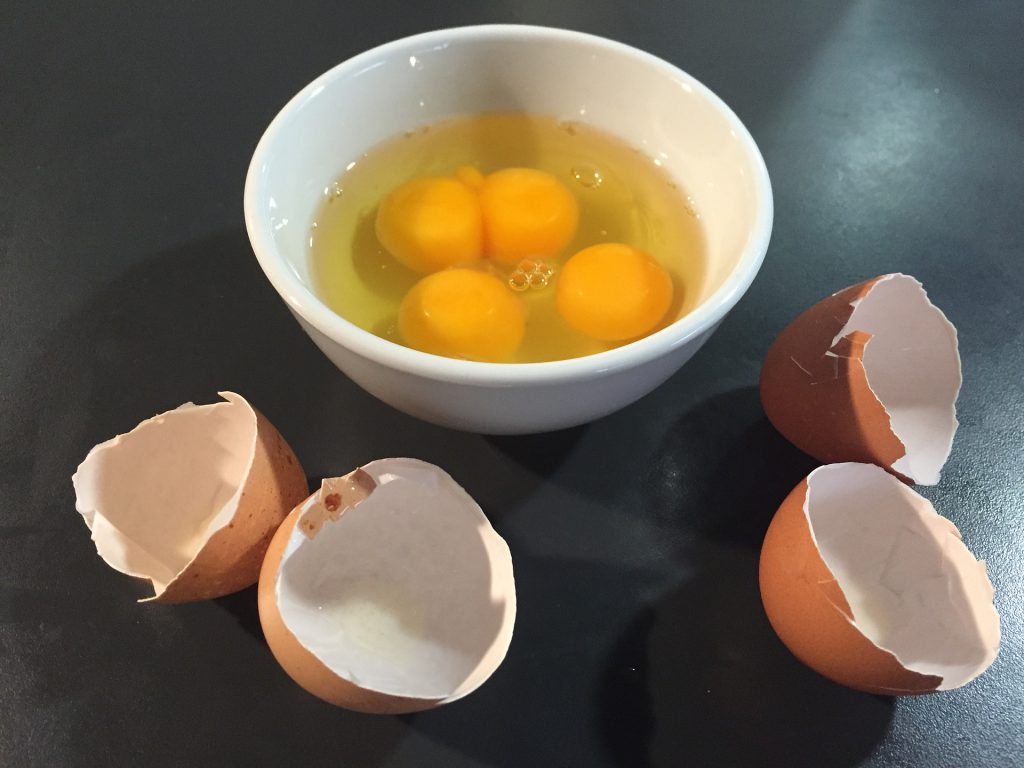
[245, 25, 772, 434]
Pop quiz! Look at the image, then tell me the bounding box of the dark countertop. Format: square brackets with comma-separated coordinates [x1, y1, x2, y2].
[2, 2, 1022, 766]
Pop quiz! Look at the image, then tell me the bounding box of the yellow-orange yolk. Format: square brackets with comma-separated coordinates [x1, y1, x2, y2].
[375, 177, 483, 273]
[479, 168, 579, 266]
[556, 243, 674, 341]
[398, 268, 526, 362]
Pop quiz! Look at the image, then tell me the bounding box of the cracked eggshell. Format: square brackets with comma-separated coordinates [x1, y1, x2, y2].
[759, 274, 961, 485]
[258, 458, 516, 714]
[72, 392, 308, 603]
[759, 462, 999, 694]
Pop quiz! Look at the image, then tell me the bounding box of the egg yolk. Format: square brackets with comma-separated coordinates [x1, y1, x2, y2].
[479, 168, 579, 266]
[556, 243, 674, 341]
[375, 177, 483, 274]
[398, 268, 526, 362]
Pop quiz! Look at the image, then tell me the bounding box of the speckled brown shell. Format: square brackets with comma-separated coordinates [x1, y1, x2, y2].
[759, 277, 909, 482]
[758, 476, 941, 694]
[150, 407, 308, 604]
[257, 503, 443, 714]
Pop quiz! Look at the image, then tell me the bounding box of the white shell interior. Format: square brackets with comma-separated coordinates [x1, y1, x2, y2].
[276, 458, 515, 701]
[832, 273, 961, 485]
[72, 392, 256, 593]
[806, 463, 999, 690]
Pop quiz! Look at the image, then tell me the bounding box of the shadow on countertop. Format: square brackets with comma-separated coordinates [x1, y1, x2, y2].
[598, 542, 894, 768]
[597, 390, 892, 767]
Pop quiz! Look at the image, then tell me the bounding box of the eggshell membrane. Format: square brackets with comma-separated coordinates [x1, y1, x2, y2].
[760, 463, 999, 694]
[258, 486, 429, 714]
[258, 459, 516, 713]
[759, 274, 961, 485]
[72, 392, 308, 603]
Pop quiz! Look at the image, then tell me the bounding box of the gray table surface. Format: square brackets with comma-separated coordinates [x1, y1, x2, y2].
[2, 2, 1022, 766]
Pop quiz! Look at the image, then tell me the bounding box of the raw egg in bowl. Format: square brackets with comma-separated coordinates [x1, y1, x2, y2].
[245, 25, 772, 433]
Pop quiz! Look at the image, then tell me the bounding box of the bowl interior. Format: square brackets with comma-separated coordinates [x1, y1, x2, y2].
[247, 26, 770, 371]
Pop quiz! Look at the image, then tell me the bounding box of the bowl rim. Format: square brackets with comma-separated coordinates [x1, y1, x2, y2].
[244, 23, 773, 386]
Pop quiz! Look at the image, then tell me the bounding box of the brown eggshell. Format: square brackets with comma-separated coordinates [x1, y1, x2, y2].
[153, 405, 308, 603]
[760, 462, 999, 694]
[759, 276, 909, 479]
[258, 493, 438, 714]
[257, 459, 516, 714]
[761, 274, 962, 486]
[759, 476, 940, 694]
[72, 392, 308, 603]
